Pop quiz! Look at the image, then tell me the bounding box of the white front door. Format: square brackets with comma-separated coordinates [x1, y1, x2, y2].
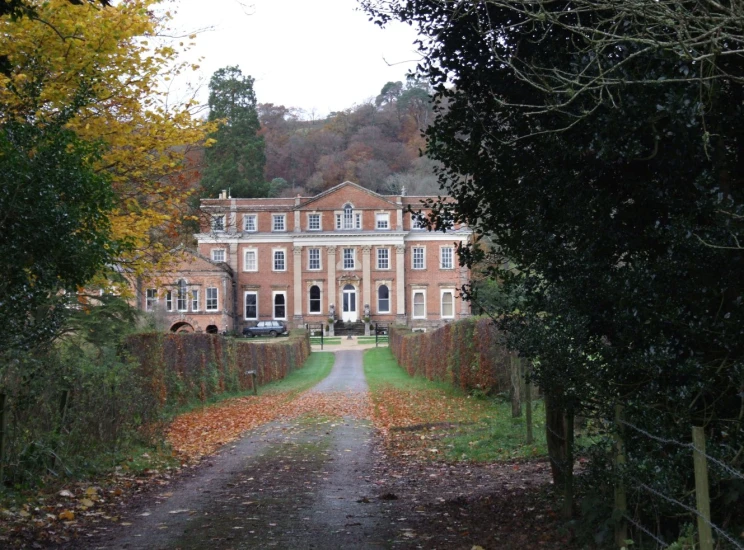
[342, 284, 357, 322]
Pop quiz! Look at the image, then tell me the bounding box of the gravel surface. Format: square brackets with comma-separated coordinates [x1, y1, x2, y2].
[82, 350, 403, 550]
[67, 349, 575, 550]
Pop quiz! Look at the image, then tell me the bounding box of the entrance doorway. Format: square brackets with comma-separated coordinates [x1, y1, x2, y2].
[342, 284, 358, 322]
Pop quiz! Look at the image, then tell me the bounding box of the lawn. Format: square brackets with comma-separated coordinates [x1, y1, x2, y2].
[364, 347, 547, 462]
[356, 336, 388, 344]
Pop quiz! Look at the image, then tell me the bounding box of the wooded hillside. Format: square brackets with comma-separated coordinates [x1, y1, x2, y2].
[254, 80, 439, 197]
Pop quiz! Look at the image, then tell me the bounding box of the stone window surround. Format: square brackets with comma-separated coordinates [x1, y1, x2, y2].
[145, 288, 157, 311]
[307, 247, 322, 271]
[376, 281, 391, 313]
[211, 248, 226, 262]
[206, 287, 219, 312]
[272, 213, 287, 232]
[440, 288, 455, 319]
[272, 290, 287, 320]
[342, 247, 356, 270]
[412, 288, 427, 319]
[307, 212, 322, 231]
[376, 247, 390, 270]
[244, 247, 258, 272]
[243, 213, 257, 232]
[308, 282, 323, 314]
[375, 211, 390, 230]
[244, 290, 258, 320]
[273, 247, 287, 272]
[412, 245, 426, 270]
[440, 245, 455, 270]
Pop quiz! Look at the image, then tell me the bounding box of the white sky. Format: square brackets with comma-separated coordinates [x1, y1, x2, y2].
[160, 0, 422, 118]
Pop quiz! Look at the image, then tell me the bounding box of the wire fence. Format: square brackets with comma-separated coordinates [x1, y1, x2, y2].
[609, 407, 744, 550]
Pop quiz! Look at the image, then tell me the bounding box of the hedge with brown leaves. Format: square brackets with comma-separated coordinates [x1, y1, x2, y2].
[125, 331, 311, 406]
[389, 318, 510, 394]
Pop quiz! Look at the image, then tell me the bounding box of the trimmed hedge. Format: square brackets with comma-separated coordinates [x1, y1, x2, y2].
[389, 317, 510, 394]
[125, 330, 311, 406]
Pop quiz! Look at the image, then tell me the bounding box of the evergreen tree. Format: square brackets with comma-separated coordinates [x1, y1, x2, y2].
[202, 66, 267, 198]
[364, 0, 744, 537]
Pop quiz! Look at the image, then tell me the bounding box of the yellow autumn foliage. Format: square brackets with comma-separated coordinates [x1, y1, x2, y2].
[0, 0, 214, 282]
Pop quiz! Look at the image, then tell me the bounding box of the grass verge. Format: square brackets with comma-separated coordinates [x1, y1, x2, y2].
[259, 351, 335, 395]
[364, 347, 547, 462]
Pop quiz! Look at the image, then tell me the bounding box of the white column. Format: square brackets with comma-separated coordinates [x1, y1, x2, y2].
[395, 244, 406, 321]
[293, 246, 303, 322]
[327, 246, 337, 317]
[362, 245, 371, 314]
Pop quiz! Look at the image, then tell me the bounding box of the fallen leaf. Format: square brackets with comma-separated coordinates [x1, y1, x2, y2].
[58, 510, 75, 521]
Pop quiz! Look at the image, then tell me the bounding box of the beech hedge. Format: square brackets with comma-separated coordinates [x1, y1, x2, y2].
[389, 317, 510, 394]
[125, 330, 311, 405]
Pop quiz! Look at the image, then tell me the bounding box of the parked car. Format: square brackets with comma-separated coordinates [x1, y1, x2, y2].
[242, 321, 288, 338]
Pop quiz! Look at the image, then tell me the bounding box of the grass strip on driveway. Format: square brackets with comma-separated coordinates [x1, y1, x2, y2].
[364, 347, 547, 462]
[167, 352, 334, 460]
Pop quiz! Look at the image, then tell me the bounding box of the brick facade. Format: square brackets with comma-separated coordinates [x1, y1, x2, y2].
[138, 181, 471, 333]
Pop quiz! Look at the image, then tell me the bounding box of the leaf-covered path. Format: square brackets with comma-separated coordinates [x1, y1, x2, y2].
[67, 349, 576, 549]
[83, 350, 397, 549]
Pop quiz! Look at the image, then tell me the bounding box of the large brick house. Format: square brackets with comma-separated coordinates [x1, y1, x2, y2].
[138, 181, 472, 333]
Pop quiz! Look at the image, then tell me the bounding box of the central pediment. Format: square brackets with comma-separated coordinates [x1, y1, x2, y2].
[299, 181, 399, 210]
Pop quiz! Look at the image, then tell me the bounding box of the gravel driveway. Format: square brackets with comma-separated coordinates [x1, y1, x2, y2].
[85, 350, 401, 550]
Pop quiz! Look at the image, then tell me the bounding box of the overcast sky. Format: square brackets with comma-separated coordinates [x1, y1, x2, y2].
[161, 0, 421, 117]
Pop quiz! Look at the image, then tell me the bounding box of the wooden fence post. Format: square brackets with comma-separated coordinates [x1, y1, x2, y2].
[614, 405, 627, 548]
[525, 364, 533, 444]
[0, 393, 7, 484]
[692, 426, 714, 550]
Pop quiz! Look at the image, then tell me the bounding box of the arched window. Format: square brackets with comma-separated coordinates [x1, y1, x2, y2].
[343, 203, 353, 229]
[413, 290, 426, 318]
[245, 292, 257, 320]
[378, 285, 390, 313]
[273, 292, 286, 319]
[309, 285, 321, 313]
[177, 279, 187, 311]
[441, 290, 454, 318]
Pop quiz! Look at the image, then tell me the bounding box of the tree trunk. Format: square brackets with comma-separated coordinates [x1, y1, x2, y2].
[510, 355, 522, 417]
[525, 371, 534, 444]
[562, 408, 575, 519]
